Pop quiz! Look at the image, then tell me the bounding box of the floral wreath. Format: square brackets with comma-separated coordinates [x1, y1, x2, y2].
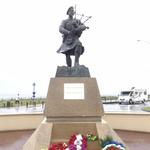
[100, 136, 126, 150]
[41, 134, 126, 150]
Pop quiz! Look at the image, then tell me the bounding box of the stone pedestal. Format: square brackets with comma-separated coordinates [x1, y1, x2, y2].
[23, 68, 127, 150]
[44, 77, 104, 122]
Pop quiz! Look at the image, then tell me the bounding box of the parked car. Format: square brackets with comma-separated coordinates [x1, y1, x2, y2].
[118, 87, 148, 104]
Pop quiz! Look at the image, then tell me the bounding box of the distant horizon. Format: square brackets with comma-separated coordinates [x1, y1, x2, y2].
[1, 91, 149, 100]
[1, 0, 150, 98]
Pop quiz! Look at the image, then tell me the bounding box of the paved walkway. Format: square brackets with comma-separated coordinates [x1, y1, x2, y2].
[0, 103, 149, 114]
[115, 130, 150, 150]
[0, 130, 33, 150]
[0, 129, 150, 150]
[0, 104, 44, 114]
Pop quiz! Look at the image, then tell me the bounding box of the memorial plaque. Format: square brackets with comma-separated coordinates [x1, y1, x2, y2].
[64, 83, 84, 100]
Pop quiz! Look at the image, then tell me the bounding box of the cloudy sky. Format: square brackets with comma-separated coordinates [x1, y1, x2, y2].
[0, 0, 150, 99]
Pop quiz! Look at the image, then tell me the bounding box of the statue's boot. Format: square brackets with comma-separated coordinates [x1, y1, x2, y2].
[74, 45, 81, 66]
[74, 59, 79, 66]
[66, 54, 72, 67]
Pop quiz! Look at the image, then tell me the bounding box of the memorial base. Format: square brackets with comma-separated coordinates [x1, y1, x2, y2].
[23, 76, 128, 150]
[23, 118, 125, 150]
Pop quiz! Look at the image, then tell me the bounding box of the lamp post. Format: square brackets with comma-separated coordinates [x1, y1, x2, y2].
[32, 82, 36, 101]
[16, 93, 20, 101]
[137, 40, 150, 44]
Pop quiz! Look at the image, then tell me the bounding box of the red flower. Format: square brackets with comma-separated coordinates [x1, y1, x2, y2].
[106, 146, 120, 150]
[69, 134, 77, 145]
[48, 143, 68, 150]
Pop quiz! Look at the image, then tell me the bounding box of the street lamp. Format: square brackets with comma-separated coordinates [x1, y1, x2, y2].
[32, 82, 36, 101]
[137, 40, 150, 44]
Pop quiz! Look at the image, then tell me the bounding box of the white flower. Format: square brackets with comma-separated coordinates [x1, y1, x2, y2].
[74, 139, 82, 146]
[76, 145, 82, 150]
[76, 134, 83, 140]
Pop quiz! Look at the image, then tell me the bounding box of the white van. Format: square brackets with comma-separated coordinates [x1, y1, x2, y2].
[118, 87, 148, 104]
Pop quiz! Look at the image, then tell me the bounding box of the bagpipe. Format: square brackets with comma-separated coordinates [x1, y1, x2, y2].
[66, 5, 91, 37]
[74, 5, 92, 29]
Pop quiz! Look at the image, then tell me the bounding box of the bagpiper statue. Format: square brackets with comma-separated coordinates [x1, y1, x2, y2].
[57, 6, 91, 67]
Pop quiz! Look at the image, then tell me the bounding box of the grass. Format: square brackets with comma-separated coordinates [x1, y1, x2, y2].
[0, 98, 45, 108]
[142, 106, 150, 112]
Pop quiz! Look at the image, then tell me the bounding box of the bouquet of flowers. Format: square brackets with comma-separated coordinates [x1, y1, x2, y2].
[48, 142, 68, 150]
[48, 133, 95, 150]
[44, 133, 126, 150]
[100, 136, 126, 150]
[68, 134, 87, 150]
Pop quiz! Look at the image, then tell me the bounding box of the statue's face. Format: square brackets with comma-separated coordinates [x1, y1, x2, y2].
[68, 8, 75, 17]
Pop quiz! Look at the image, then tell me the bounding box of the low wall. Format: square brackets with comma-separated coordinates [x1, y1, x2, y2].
[103, 112, 150, 132]
[0, 112, 150, 132]
[0, 113, 44, 131]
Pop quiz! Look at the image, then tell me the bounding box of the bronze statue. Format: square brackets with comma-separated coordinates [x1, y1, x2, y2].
[57, 6, 90, 67]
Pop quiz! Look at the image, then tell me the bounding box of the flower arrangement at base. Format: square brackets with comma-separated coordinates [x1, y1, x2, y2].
[42, 134, 126, 150]
[47, 133, 97, 150]
[86, 134, 97, 141]
[100, 136, 126, 150]
[68, 134, 87, 150]
[48, 142, 68, 150]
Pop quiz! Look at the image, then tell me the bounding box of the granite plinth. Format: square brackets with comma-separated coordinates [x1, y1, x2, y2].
[44, 77, 104, 122]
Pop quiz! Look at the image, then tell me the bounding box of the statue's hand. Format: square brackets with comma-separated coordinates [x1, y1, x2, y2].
[67, 30, 71, 35]
[69, 29, 77, 35]
[78, 25, 87, 31]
